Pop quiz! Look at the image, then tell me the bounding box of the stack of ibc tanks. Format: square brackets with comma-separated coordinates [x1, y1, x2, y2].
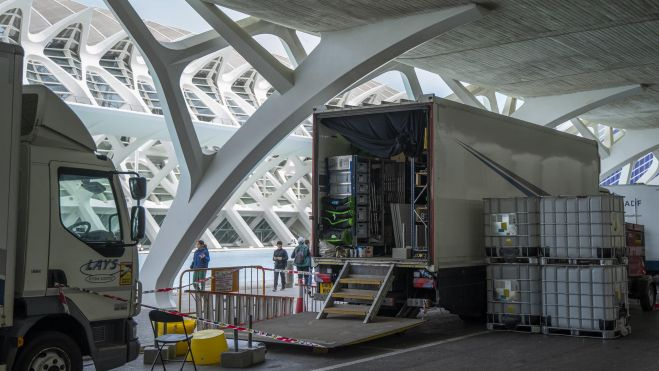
[484, 197, 542, 333]
[540, 195, 630, 338]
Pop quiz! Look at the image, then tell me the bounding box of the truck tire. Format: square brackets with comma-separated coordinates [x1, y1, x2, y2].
[14, 331, 83, 371]
[640, 281, 656, 312]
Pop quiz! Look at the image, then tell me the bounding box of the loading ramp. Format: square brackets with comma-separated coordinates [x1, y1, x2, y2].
[247, 312, 424, 348]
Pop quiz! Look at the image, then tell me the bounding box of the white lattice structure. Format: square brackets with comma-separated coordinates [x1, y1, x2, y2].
[5, 0, 645, 306]
[0, 0, 407, 248]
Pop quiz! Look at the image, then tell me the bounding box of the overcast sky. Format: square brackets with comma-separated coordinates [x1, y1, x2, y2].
[76, 0, 455, 98]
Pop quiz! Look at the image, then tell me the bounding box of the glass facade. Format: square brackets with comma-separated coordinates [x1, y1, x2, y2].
[44, 23, 83, 79]
[137, 80, 163, 115]
[100, 38, 134, 88]
[86, 71, 125, 108]
[26, 59, 71, 99]
[629, 153, 654, 184]
[192, 57, 223, 104]
[183, 89, 216, 122]
[0, 8, 21, 45]
[600, 169, 622, 186]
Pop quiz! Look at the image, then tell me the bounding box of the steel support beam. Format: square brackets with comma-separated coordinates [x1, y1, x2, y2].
[511, 85, 644, 128]
[141, 4, 486, 306]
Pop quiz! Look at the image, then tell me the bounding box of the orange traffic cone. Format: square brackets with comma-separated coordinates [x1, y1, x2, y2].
[295, 277, 304, 313]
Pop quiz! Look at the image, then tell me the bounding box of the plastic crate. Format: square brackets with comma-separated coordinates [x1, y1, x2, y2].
[540, 220, 625, 237]
[329, 183, 351, 196]
[540, 235, 626, 259]
[540, 195, 624, 213]
[487, 263, 542, 318]
[542, 265, 628, 332]
[356, 223, 368, 238]
[356, 206, 368, 222]
[328, 155, 353, 171]
[329, 171, 351, 184]
[484, 213, 540, 236]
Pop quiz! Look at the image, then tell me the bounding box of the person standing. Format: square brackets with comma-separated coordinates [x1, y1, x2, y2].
[190, 240, 210, 290]
[272, 241, 289, 292]
[292, 237, 311, 287]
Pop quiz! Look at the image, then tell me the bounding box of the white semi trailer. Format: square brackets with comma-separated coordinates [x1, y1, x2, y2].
[0, 44, 146, 370]
[312, 95, 600, 318]
[606, 184, 659, 273]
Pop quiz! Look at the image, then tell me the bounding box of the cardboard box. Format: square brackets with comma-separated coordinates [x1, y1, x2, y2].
[392, 248, 412, 259]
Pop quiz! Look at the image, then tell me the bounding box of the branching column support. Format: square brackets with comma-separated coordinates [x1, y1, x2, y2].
[115, 2, 486, 306]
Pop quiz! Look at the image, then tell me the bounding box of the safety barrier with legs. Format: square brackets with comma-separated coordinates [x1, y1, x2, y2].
[178, 266, 266, 315]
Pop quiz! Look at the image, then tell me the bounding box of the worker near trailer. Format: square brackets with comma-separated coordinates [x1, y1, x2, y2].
[293, 237, 312, 287]
[272, 240, 289, 291]
[190, 240, 210, 290]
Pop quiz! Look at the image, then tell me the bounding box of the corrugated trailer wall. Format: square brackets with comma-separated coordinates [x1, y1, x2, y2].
[431, 99, 600, 270]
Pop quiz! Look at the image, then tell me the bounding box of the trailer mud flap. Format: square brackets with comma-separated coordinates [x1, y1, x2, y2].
[436, 265, 486, 318]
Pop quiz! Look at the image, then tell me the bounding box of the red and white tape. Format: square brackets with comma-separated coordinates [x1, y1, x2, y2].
[141, 276, 214, 294]
[55, 283, 323, 348]
[262, 267, 313, 275]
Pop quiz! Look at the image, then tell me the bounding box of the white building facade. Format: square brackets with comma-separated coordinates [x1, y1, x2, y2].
[0, 0, 406, 248]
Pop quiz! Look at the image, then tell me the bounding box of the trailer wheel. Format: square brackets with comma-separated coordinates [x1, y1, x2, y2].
[14, 331, 83, 371]
[640, 281, 656, 312]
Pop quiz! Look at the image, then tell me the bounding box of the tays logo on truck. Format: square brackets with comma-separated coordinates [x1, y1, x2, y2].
[79, 259, 120, 283]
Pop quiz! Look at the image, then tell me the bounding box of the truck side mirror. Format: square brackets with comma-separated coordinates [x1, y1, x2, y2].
[129, 177, 147, 200]
[131, 206, 146, 241]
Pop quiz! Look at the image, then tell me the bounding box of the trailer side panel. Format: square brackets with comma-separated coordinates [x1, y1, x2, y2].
[433, 100, 600, 269]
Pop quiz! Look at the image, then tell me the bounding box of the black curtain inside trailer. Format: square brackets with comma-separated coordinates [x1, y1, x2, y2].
[319, 109, 427, 158]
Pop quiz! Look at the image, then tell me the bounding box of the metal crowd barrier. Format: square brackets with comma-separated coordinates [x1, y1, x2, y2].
[178, 266, 266, 314]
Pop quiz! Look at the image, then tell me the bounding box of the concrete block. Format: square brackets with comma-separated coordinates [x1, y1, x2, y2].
[163, 344, 177, 359]
[143, 346, 169, 364]
[250, 347, 266, 365]
[221, 349, 253, 368]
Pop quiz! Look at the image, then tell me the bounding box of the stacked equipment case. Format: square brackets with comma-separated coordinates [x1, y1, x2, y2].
[322, 155, 370, 248]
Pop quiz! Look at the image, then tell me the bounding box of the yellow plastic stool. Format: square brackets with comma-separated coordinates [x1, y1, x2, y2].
[157, 319, 196, 356]
[186, 329, 228, 365]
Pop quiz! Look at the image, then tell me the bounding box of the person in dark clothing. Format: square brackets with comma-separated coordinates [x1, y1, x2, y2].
[190, 240, 210, 290]
[272, 241, 289, 291]
[292, 237, 311, 286]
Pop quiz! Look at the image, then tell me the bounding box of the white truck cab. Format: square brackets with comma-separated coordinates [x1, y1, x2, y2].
[0, 43, 146, 370]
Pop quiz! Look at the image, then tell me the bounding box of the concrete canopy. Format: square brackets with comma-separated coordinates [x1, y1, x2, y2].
[208, 0, 659, 130]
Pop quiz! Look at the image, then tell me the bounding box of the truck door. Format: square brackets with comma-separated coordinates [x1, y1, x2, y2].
[48, 163, 135, 321]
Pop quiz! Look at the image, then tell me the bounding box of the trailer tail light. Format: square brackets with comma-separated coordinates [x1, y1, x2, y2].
[314, 273, 332, 283]
[413, 278, 436, 289]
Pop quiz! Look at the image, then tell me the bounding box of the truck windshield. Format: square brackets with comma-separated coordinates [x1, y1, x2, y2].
[58, 168, 124, 245]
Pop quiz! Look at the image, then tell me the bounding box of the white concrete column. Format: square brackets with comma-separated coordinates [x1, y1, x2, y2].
[132, 4, 486, 306]
[570, 118, 610, 159]
[440, 77, 486, 109]
[511, 85, 644, 128]
[224, 208, 263, 248]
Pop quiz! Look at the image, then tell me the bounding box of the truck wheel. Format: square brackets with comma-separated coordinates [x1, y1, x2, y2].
[14, 331, 82, 371]
[640, 281, 656, 312]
